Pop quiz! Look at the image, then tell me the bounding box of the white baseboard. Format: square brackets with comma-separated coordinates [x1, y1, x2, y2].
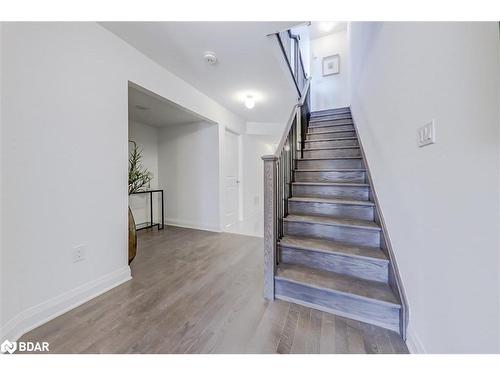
[224, 226, 263, 238]
[406, 325, 426, 354]
[166, 217, 221, 233]
[0, 266, 131, 342]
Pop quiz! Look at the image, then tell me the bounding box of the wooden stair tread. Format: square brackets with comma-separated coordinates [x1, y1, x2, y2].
[275, 264, 400, 306]
[311, 109, 350, 114]
[271, 107, 404, 334]
[292, 181, 369, 187]
[309, 120, 353, 126]
[311, 107, 350, 113]
[279, 235, 387, 261]
[295, 168, 365, 172]
[305, 137, 357, 142]
[289, 196, 374, 206]
[299, 156, 362, 160]
[308, 129, 355, 135]
[310, 115, 351, 120]
[284, 214, 381, 231]
[302, 146, 360, 151]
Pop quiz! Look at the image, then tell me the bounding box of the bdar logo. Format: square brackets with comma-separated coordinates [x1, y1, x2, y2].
[1, 339, 17, 354]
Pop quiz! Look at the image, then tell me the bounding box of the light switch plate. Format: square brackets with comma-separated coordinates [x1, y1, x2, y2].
[72, 245, 86, 263]
[417, 120, 436, 147]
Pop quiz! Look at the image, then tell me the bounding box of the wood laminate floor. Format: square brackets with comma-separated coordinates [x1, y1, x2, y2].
[21, 226, 408, 354]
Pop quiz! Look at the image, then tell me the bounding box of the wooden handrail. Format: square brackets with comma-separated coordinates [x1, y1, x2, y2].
[262, 27, 311, 301]
[298, 78, 311, 106]
[262, 78, 311, 300]
[265, 78, 310, 160]
[275, 33, 301, 97]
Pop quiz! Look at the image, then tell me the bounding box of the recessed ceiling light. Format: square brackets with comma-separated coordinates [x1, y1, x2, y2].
[204, 51, 218, 65]
[319, 22, 335, 32]
[135, 104, 149, 111]
[245, 95, 255, 109]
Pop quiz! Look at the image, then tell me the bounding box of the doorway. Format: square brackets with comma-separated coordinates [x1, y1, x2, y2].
[223, 129, 241, 229]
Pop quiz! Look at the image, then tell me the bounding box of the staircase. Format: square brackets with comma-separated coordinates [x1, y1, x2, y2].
[273, 107, 403, 334]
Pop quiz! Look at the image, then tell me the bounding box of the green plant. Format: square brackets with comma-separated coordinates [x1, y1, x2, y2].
[128, 140, 153, 195]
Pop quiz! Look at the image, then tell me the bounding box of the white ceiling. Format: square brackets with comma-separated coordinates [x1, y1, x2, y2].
[101, 22, 301, 123]
[309, 22, 348, 40]
[128, 84, 207, 127]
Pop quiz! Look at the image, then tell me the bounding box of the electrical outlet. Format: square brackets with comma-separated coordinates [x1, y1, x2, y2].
[72, 245, 86, 263]
[417, 120, 436, 147]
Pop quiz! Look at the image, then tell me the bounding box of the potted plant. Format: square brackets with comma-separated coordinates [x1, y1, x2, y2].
[128, 140, 153, 264]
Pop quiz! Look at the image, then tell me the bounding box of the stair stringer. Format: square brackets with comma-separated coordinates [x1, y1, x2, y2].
[350, 107, 409, 341]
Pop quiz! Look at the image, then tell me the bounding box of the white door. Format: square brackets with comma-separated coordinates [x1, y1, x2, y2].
[224, 130, 240, 228]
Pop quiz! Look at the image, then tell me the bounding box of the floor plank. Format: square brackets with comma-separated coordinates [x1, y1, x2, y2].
[19, 226, 408, 354]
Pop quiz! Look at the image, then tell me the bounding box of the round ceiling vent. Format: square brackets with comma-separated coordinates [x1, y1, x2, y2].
[203, 51, 218, 65]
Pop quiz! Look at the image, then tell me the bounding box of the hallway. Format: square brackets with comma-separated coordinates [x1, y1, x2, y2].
[21, 227, 407, 353]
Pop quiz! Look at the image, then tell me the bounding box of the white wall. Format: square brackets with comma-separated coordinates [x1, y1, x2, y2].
[128, 121, 160, 225]
[0, 22, 4, 331]
[349, 22, 500, 353]
[239, 134, 279, 237]
[310, 30, 350, 111]
[157, 122, 220, 232]
[246, 121, 286, 138]
[291, 24, 311, 76]
[0, 22, 245, 341]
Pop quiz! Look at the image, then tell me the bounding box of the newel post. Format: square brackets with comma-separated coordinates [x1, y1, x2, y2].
[262, 154, 278, 300]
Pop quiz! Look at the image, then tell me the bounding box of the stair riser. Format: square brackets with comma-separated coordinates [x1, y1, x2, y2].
[275, 280, 399, 332]
[302, 148, 361, 158]
[308, 131, 356, 140]
[297, 158, 364, 169]
[308, 124, 354, 132]
[311, 108, 350, 116]
[310, 114, 351, 122]
[284, 221, 380, 247]
[305, 139, 359, 148]
[279, 246, 389, 283]
[294, 170, 366, 183]
[310, 114, 352, 122]
[292, 184, 369, 200]
[288, 201, 374, 221]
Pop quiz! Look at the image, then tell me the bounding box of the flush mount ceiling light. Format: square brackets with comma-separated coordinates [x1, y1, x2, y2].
[235, 90, 264, 109]
[319, 22, 335, 32]
[244, 95, 255, 109]
[203, 51, 218, 65]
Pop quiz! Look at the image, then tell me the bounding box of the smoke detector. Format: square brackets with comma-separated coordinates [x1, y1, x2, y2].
[203, 51, 218, 65]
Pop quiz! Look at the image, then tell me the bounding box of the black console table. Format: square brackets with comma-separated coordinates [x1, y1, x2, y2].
[130, 189, 164, 230]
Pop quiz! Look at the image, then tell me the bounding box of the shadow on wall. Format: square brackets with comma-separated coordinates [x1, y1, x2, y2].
[158, 121, 220, 232]
[128, 83, 220, 233]
[310, 29, 351, 111]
